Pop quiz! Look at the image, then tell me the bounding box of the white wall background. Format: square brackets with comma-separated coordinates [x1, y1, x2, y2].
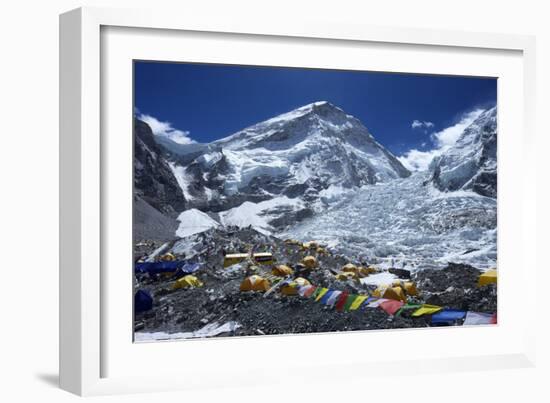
[0, 0, 548, 401]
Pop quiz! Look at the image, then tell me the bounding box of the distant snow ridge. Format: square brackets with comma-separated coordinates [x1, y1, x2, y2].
[430, 107, 497, 198]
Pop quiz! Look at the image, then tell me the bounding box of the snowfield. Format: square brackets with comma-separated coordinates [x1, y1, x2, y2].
[176, 208, 220, 237]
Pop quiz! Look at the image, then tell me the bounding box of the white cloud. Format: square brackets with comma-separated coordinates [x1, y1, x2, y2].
[138, 113, 195, 145]
[431, 109, 483, 149]
[411, 120, 434, 130]
[399, 109, 484, 172]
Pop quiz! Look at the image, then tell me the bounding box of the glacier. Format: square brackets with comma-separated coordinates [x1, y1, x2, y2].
[281, 172, 496, 270]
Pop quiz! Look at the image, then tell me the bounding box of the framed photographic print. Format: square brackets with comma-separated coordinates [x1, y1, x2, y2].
[60, 6, 537, 396]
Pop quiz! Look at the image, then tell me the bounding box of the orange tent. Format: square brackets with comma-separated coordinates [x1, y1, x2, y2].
[272, 265, 294, 277]
[373, 285, 407, 302]
[239, 275, 271, 292]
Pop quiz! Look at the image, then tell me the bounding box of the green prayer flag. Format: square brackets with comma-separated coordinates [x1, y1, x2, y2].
[343, 294, 357, 312]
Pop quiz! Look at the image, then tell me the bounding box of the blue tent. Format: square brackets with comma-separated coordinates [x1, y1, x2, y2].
[431, 309, 466, 326]
[135, 261, 188, 275]
[134, 289, 153, 313]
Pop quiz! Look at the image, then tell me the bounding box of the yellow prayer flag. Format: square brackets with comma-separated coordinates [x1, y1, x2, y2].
[315, 288, 329, 302]
[411, 304, 443, 317]
[349, 295, 368, 311]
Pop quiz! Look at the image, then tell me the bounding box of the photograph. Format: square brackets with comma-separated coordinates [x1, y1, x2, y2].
[132, 61, 498, 341]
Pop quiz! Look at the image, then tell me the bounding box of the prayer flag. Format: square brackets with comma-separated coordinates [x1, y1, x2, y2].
[349, 295, 368, 311]
[411, 304, 442, 317]
[315, 288, 329, 302]
[343, 294, 358, 312]
[325, 290, 342, 307]
[463, 311, 496, 325]
[379, 299, 404, 315]
[335, 292, 350, 311]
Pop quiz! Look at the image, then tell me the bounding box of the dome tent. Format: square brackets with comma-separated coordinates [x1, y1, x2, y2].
[240, 275, 271, 292]
[134, 289, 153, 313]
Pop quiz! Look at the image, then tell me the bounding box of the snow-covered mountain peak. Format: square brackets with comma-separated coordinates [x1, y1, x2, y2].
[213, 101, 374, 152]
[430, 106, 497, 197]
[140, 102, 411, 234]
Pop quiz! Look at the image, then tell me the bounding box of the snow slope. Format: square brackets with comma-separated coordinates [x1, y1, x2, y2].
[176, 208, 220, 237]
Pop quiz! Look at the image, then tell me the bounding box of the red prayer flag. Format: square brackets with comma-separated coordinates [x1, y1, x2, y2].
[335, 291, 349, 312]
[304, 286, 317, 298]
[379, 299, 404, 315]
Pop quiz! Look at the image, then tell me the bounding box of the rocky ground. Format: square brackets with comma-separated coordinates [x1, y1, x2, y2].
[133, 227, 496, 340]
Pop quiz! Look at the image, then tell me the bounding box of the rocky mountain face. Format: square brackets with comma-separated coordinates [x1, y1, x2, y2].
[429, 107, 497, 198]
[158, 101, 411, 231]
[134, 119, 187, 216]
[134, 119, 187, 241]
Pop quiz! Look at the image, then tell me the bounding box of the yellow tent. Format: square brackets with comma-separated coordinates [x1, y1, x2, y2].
[253, 252, 274, 265]
[172, 275, 204, 290]
[302, 255, 318, 269]
[392, 280, 418, 296]
[373, 285, 407, 302]
[478, 269, 497, 287]
[272, 265, 294, 277]
[281, 277, 311, 296]
[358, 266, 377, 277]
[224, 253, 249, 268]
[302, 241, 319, 250]
[239, 275, 271, 292]
[316, 247, 328, 255]
[335, 272, 357, 281]
[342, 263, 358, 273]
[411, 304, 442, 317]
[160, 252, 176, 262]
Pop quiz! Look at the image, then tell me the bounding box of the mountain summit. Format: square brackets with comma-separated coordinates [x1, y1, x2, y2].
[172, 101, 409, 205]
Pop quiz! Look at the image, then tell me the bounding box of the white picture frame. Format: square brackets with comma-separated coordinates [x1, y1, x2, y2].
[59, 6, 537, 396]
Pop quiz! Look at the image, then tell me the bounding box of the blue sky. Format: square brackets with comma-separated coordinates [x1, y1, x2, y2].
[134, 61, 496, 170]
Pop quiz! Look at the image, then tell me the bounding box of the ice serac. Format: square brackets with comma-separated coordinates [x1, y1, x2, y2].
[167, 101, 411, 231]
[430, 107, 497, 198]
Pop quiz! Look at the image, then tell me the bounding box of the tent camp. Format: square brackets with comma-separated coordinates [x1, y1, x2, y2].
[240, 275, 271, 292]
[272, 265, 294, 277]
[253, 252, 274, 265]
[172, 275, 204, 290]
[342, 263, 358, 273]
[281, 277, 311, 296]
[224, 253, 249, 268]
[478, 269, 497, 286]
[335, 272, 357, 281]
[372, 285, 407, 302]
[302, 256, 317, 269]
[134, 289, 153, 313]
[358, 266, 377, 277]
[392, 280, 418, 296]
